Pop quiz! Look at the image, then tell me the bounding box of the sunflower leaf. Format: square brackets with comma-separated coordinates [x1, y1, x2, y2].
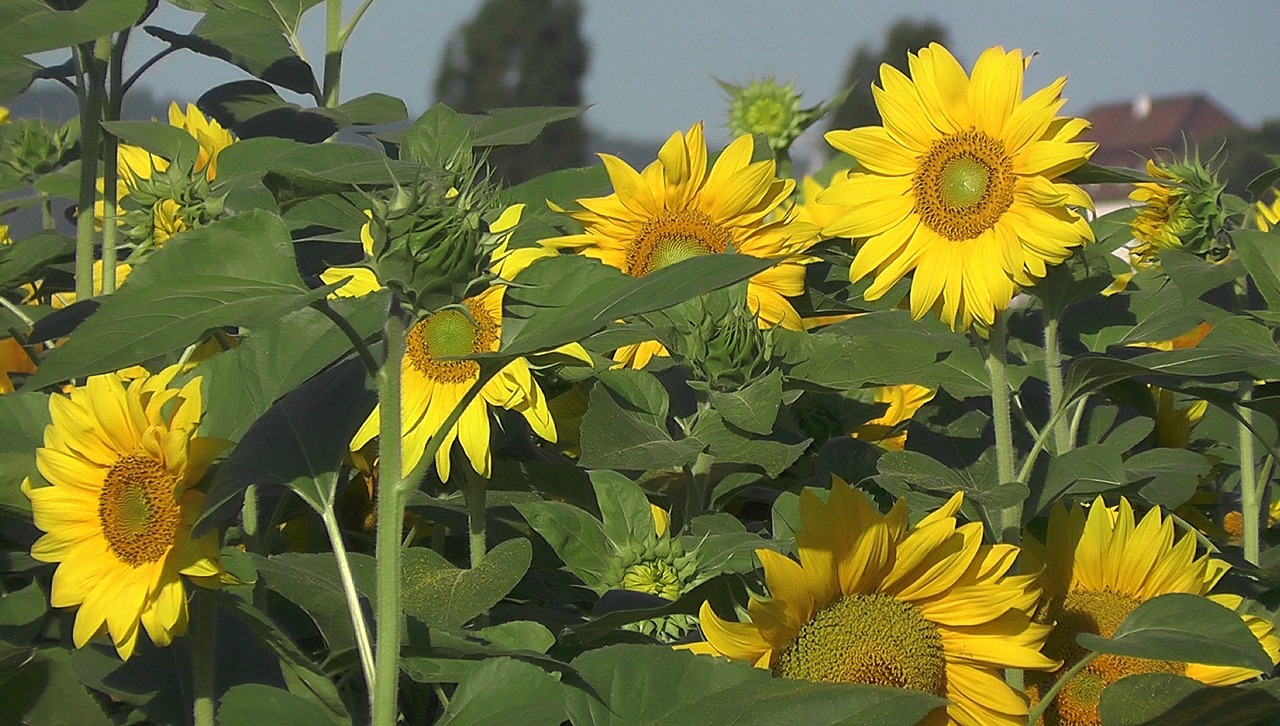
[565, 644, 944, 725]
[516, 499, 614, 592]
[435, 657, 568, 726]
[1077, 593, 1273, 672]
[400, 539, 532, 630]
[218, 683, 342, 726]
[0, 648, 110, 726]
[590, 469, 658, 547]
[1098, 672, 1280, 726]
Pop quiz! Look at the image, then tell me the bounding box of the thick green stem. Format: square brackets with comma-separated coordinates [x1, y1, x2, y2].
[684, 451, 714, 526]
[465, 468, 487, 569]
[1240, 383, 1262, 565]
[1044, 315, 1071, 454]
[372, 308, 405, 726]
[322, 0, 344, 108]
[321, 508, 376, 704]
[1025, 652, 1100, 726]
[985, 314, 1019, 540]
[191, 592, 216, 726]
[73, 43, 105, 300]
[99, 33, 126, 294]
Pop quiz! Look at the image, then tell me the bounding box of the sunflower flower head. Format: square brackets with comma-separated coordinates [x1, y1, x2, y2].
[610, 504, 701, 640]
[1253, 188, 1280, 232]
[22, 365, 228, 661]
[1128, 153, 1226, 269]
[851, 384, 936, 451]
[821, 44, 1096, 331]
[1021, 497, 1280, 725]
[719, 77, 810, 153]
[684, 477, 1057, 725]
[662, 283, 776, 392]
[543, 122, 817, 369]
[0, 117, 75, 182]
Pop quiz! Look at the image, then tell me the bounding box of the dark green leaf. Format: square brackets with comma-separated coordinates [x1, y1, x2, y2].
[1234, 229, 1280, 310]
[402, 103, 472, 169]
[1126, 448, 1209, 510]
[590, 470, 657, 547]
[565, 645, 943, 725]
[579, 379, 703, 471]
[198, 358, 374, 535]
[1063, 162, 1153, 186]
[437, 657, 567, 726]
[0, 581, 47, 645]
[465, 106, 588, 147]
[502, 164, 609, 219]
[401, 538, 532, 630]
[689, 409, 809, 478]
[1099, 672, 1280, 726]
[0, 392, 50, 517]
[0, 647, 110, 726]
[707, 370, 782, 435]
[0, 57, 39, 99]
[26, 211, 331, 388]
[0, 0, 147, 55]
[517, 500, 614, 592]
[0, 232, 73, 294]
[1077, 593, 1273, 671]
[213, 0, 324, 34]
[101, 120, 199, 167]
[145, 10, 318, 97]
[593, 368, 668, 428]
[252, 551, 374, 656]
[218, 683, 340, 726]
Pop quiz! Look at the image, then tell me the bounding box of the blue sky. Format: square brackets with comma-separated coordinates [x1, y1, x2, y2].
[128, 0, 1280, 144]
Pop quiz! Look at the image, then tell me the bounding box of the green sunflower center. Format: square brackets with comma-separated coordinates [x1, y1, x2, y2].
[622, 559, 683, 600]
[1032, 588, 1185, 726]
[627, 210, 732, 277]
[912, 130, 1015, 241]
[405, 301, 497, 384]
[99, 453, 181, 567]
[744, 98, 790, 137]
[771, 593, 945, 694]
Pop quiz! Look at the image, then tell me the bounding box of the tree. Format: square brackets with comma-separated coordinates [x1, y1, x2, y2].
[434, 0, 589, 184]
[829, 18, 949, 132]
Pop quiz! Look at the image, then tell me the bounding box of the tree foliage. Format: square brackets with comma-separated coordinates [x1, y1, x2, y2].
[828, 17, 949, 131]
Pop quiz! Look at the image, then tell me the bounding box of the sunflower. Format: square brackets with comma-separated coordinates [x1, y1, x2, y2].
[820, 44, 1096, 331]
[21, 365, 227, 661]
[542, 123, 818, 369]
[1021, 497, 1280, 725]
[1131, 322, 1212, 449]
[1255, 189, 1280, 232]
[50, 260, 133, 309]
[851, 383, 936, 451]
[345, 205, 590, 481]
[684, 478, 1057, 725]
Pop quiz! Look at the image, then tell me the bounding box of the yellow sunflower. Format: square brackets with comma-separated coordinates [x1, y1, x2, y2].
[1022, 497, 1280, 725]
[1131, 322, 1212, 449]
[1128, 159, 1191, 268]
[343, 205, 590, 481]
[852, 383, 936, 451]
[542, 123, 818, 369]
[21, 365, 227, 661]
[0, 106, 9, 124]
[684, 478, 1057, 726]
[821, 44, 1096, 331]
[50, 260, 133, 309]
[1255, 190, 1280, 232]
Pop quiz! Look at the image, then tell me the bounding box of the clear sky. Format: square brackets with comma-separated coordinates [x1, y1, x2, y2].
[127, 0, 1280, 144]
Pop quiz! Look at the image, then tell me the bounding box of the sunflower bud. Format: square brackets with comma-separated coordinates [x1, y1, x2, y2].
[368, 164, 503, 312]
[1128, 152, 1227, 268]
[663, 284, 775, 392]
[0, 117, 76, 182]
[718, 77, 835, 155]
[118, 163, 222, 252]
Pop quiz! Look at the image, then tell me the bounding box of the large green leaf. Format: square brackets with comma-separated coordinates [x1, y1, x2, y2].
[0, 231, 73, 294]
[218, 683, 341, 726]
[465, 106, 588, 147]
[689, 409, 810, 478]
[590, 469, 658, 547]
[213, 0, 325, 34]
[0, 56, 39, 100]
[196, 291, 387, 441]
[707, 370, 783, 436]
[100, 120, 199, 167]
[400, 539, 532, 630]
[145, 9, 317, 96]
[0, 0, 147, 55]
[565, 645, 943, 725]
[1098, 672, 1280, 726]
[578, 378, 703, 471]
[0, 580, 47, 646]
[0, 392, 50, 517]
[498, 254, 777, 359]
[26, 211, 333, 388]
[436, 657, 567, 726]
[786, 312, 959, 394]
[1077, 593, 1273, 671]
[252, 551, 374, 657]
[0, 647, 111, 726]
[1234, 229, 1280, 311]
[198, 358, 374, 535]
[402, 103, 472, 169]
[516, 499, 614, 592]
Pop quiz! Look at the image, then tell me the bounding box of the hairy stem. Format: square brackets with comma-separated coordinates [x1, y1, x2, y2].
[191, 592, 216, 726]
[322, 507, 376, 705]
[465, 468, 488, 569]
[985, 314, 1019, 540]
[1044, 315, 1071, 454]
[372, 306, 405, 726]
[72, 43, 105, 300]
[1240, 383, 1262, 565]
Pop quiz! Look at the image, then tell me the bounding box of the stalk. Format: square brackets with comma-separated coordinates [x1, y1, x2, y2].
[464, 468, 487, 569]
[322, 0, 344, 109]
[1043, 315, 1071, 454]
[985, 314, 1019, 540]
[72, 43, 105, 300]
[1239, 383, 1262, 564]
[372, 306, 405, 726]
[191, 592, 216, 726]
[99, 32, 127, 294]
[321, 508, 376, 704]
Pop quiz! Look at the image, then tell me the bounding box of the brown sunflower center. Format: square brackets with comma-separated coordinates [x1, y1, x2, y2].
[1031, 588, 1185, 726]
[621, 559, 683, 601]
[98, 453, 181, 567]
[912, 130, 1015, 241]
[404, 301, 498, 384]
[627, 210, 731, 277]
[771, 593, 945, 695]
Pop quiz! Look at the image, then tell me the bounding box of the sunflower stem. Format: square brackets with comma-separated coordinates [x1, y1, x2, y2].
[72, 42, 105, 301]
[321, 507, 376, 706]
[0, 296, 34, 329]
[191, 591, 216, 726]
[373, 304, 406, 726]
[322, 0, 343, 109]
[1025, 651, 1099, 726]
[684, 451, 714, 527]
[465, 467, 487, 569]
[1239, 382, 1262, 565]
[100, 31, 125, 295]
[1044, 315, 1071, 454]
[985, 313, 1019, 540]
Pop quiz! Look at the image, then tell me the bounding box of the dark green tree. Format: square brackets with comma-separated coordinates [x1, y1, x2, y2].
[433, 0, 589, 184]
[1211, 119, 1280, 196]
[829, 18, 949, 131]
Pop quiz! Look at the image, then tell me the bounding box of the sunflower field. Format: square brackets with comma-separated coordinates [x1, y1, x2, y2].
[5, 2, 1280, 726]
